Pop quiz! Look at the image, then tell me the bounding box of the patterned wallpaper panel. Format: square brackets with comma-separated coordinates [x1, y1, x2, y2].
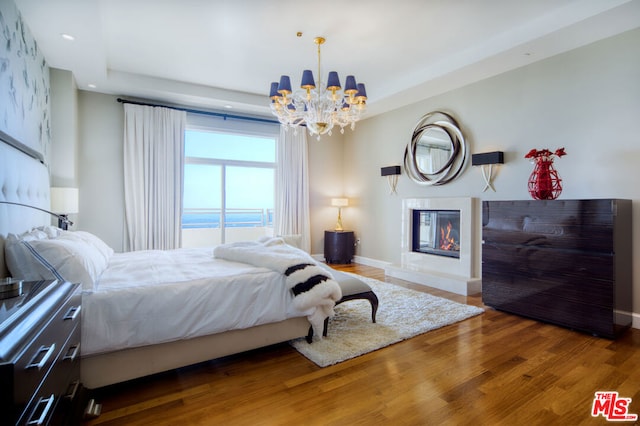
[0, 0, 51, 162]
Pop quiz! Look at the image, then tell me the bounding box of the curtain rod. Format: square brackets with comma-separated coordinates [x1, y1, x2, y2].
[116, 98, 279, 125]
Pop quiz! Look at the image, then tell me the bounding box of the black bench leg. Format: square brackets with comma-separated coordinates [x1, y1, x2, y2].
[307, 290, 379, 343]
[368, 291, 379, 323]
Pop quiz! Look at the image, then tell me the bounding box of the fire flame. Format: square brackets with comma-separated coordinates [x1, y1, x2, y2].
[439, 221, 459, 251]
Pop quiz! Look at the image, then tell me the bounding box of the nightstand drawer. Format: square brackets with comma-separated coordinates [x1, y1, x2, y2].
[1, 281, 82, 425]
[13, 291, 80, 411]
[19, 324, 81, 426]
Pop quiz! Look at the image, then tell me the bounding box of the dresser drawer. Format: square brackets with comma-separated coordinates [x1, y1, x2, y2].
[18, 324, 81, 426]
[13, 291, 81, 422]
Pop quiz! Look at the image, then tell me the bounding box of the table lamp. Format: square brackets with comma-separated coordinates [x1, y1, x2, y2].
[331, 198, 348, 231]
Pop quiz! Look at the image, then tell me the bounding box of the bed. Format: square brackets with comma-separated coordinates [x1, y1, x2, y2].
[0, 140, 339, 390]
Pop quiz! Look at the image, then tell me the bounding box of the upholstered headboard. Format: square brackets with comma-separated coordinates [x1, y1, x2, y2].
[0, 140, 51, 277]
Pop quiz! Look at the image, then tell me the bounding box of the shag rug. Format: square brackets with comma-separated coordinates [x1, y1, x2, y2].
[290, 274, 484, 367]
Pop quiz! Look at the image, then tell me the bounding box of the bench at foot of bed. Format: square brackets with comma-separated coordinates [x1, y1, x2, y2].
[306, 272, 379, 343]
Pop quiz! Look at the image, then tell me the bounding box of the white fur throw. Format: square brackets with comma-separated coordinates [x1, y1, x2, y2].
[213, 238, 342, 339]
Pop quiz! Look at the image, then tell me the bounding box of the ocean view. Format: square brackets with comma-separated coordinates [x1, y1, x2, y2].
[182, 210, 273, 229]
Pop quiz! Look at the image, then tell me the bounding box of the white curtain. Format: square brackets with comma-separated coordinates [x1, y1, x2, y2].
[123, 104, 186, 251]
[275, 127, 311, 252]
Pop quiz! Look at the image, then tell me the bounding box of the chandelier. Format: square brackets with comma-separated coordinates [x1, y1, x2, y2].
[269, 36, 367, 140]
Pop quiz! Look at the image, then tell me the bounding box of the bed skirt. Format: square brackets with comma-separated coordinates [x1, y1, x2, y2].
[81, 316, 310, 389]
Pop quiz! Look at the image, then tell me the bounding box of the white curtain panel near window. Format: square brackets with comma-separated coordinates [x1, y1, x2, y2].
[123, 104, 186, 251]
[275, 127, 311, 253]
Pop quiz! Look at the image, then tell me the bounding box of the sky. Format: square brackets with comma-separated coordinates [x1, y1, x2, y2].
[183, 130, 276, 210]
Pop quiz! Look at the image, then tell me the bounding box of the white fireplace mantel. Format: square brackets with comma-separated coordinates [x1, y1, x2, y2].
[385, 197, 482, 296]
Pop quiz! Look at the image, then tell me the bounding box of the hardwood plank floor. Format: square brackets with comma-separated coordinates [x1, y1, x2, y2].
[83, 263, 640, 425]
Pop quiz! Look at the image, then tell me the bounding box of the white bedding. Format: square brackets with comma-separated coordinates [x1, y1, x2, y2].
[213, 238, 342, 338]
[82, 247, 310, 356]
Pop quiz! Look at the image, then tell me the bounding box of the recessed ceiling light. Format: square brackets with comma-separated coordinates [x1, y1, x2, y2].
[224, 105, 233, 109]
[61, 33, 75, 41]
[87, 84, 97, 89]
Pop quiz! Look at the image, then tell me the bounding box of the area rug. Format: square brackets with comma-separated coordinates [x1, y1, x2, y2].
[290, 274, 484, 367]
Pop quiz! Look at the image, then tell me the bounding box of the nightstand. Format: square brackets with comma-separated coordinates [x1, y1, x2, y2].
[0, 279, 83, 425]
[324, 230, 355, 264]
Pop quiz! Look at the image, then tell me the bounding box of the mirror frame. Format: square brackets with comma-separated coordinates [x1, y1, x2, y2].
[404, 111, 467, 186]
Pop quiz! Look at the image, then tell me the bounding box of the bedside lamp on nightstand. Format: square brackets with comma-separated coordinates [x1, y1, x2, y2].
[331, 198, 348, 231]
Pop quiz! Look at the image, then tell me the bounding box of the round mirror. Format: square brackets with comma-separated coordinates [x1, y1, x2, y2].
[415, 125, 455, 175]
[404, 111, 467, 186]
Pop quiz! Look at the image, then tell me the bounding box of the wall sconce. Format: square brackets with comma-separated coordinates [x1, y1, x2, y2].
[381, 165, 401, 194]
[50, 187, 79, 230]
[331, 198, 349, 231]
[471, 151, 504, 192]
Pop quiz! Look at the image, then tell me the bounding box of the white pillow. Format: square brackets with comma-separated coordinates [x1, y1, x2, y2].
[13, 227, 48, 241]
[34, 225, 62, 239]
[6, 235, 109, 291]
[4, 228, 50, 279]
[59, 230, 114, 263]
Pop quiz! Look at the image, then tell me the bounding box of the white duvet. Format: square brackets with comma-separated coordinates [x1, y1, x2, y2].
[81, 248, 310, 356]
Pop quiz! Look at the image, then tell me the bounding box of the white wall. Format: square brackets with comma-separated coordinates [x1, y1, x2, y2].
[342, 28, 640, 316]
[308, 131, 346, 255]
[50, 69, 79, 188]
[77, 92, 125, 252]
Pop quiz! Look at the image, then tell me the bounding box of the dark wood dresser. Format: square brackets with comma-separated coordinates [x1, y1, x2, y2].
[482, 199, 632, 339]
[0, 280, 82, 425]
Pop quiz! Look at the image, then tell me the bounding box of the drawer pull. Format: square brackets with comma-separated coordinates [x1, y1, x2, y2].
[64, 305, 81, 321]
[63, 343, 80, 362]
[26, 394, 55, 425]
[26, 344, 56, 370]
[65, 380, 80, 400]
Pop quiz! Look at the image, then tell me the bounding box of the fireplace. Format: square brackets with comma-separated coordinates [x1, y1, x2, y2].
[385, 197, 481, 296]
[412, 209, 461, 258]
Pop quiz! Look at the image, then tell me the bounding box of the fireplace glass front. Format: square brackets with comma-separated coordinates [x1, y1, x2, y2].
[412, 209, 461, 258]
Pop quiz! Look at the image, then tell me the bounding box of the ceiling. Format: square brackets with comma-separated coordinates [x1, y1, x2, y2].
[14, 0, 640, 119]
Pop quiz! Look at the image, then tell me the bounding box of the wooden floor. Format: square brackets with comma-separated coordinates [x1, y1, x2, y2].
[84, 264, 640, 426]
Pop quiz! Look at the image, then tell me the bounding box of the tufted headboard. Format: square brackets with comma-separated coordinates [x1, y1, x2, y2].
[0, 139, 51, 277]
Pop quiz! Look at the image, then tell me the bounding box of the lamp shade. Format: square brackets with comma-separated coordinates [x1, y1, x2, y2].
[269, 82, 281, 99]
[471, 151, 504, 165]
[277, 75, 292, 94]
[331, 198, 349, 207]
[51, 187, 79, 214]
[344, 75, 357, 94]
[356, 83, 368, 100]
[326, 71, 341, 91]
[300, 70, 316, 89]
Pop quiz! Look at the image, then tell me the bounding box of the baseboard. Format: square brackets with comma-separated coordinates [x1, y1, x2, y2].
[633, 312, 640, 330]
[352, 255, 391, 269]
[311, 254, 390, 269]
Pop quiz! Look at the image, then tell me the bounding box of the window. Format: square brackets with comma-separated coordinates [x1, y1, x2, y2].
[182, 113, 279, 248]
